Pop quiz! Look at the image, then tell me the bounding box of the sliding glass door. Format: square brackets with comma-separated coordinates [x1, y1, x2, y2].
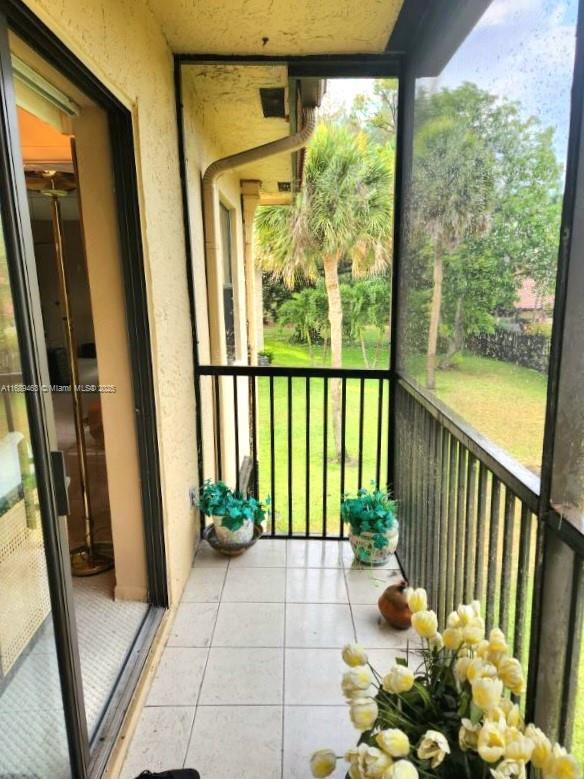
[0, 13, 88, 778]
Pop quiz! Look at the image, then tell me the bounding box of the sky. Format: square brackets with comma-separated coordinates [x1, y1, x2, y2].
[321, 0, 577, 164]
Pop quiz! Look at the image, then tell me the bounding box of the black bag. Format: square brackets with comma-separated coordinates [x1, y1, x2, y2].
[135, 771, 200, 779]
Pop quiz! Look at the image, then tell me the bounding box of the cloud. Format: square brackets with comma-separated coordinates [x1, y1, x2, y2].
[478, 0, 540, 28]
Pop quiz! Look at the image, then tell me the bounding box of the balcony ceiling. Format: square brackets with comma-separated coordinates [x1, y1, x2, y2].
[149, 0, 404, 55]
[182, 63, 296, 200]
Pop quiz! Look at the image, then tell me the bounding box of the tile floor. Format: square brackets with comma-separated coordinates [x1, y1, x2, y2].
[119, 539, 419, 779]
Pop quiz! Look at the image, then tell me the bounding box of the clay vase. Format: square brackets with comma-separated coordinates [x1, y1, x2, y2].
[378, 579, 412, 630]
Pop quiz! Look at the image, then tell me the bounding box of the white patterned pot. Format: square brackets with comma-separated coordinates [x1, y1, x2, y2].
[349, 521, 399, 566]
[213, 517, 254, 547]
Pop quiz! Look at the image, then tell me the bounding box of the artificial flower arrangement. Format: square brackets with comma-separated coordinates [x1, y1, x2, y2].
[196, 479, 268, 545]
[341, 485, 398, 565]
[310, 587, 581, 779]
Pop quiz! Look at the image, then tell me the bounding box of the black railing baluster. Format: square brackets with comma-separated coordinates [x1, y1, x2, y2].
[411, 398, 420, 585]
[305, 377, 310, 537]
[420, 404, 428, 586]
[214, 375, 222, 481]
[499, 488, 515, 636]
[454, 446, 467, 606]
[357, 377, 365, 489]
[233, 375, 240, 492]
[514, 504, 532, 663]
[446, 438, 458, 614]
[464, 455, 477, 603]
[250, 375, 258, 497]
[269, 375, 276, 536]
[339, 377, 347, 538]
[322, 376, 328, 537]
[486, 477, 501, 632]
[375, 379, 383, 488]
[431, 417, 441, 608]
[438, 429, 449, 624]
[287, 376, 293, 536]
[424, 412, 435, 602]
[475, 463, 488, 602]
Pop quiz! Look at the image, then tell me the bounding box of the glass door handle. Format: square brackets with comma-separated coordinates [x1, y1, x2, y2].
[50, 450, 70, 516]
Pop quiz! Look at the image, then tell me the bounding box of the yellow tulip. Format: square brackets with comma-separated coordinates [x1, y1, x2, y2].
[443, 627, 463, 650]
[524, 724, 552, 769]
[490, 758, 528, 778]
[457, 604, 476, 626]
[447, 610, 462, 628]
[341, 666, 373, 699]
[411, 610, 438, 639]
[505, 733, 534, 763]
[478, 720, 506, 763]
[454, 656, 471, 684]
[310, 749, 337, 777]
[472, 676, 503, 712]
[467, 658, 497, 684]
[376, 728, 410, 758]
[462, 623, 485, 645]
[389, 760, 419, 778]
[543, 744, 582, 779]
[498, 657, 525, 696]
[342, 643, 368, 667]
[364, 746, 393, 778]
[429, 632, 443, 651]
[417, 729, 451, 768]
[349, 697, 378, 731]
[459, 718, 481, 752]
[489, 627, 509, 654]
[382, 665, 415, 694]
[407, 587, 428, 614]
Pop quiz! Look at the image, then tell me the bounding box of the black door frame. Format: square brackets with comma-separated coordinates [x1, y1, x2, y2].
[0, 0, 168, 775]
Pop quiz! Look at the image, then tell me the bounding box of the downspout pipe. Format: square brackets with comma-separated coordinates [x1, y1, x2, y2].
[202, 106, 317, 363]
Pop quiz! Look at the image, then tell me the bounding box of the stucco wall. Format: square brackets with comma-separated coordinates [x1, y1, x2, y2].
[182, 73, 251, 484]
[21, 0, 199, 604]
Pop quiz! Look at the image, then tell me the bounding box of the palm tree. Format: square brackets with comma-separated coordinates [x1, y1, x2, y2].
[255, 123, 393, 460]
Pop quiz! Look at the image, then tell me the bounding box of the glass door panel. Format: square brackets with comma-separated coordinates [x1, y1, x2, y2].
[0, 209, 72, 776]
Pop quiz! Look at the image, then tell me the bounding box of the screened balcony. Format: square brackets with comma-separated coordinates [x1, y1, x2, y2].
[118, 1, 584, 777]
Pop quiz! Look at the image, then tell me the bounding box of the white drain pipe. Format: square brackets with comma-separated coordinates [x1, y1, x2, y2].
[202, 106, 317, 363]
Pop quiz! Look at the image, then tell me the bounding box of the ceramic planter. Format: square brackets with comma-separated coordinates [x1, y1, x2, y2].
[349, 521, 399, 565]
[213, 516, 254, 546]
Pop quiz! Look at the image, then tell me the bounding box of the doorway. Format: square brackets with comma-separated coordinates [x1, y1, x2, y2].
[0, 8, 166, 778]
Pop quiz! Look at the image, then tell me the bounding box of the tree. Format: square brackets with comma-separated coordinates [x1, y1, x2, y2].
[256, 123, 393, 459]
[350, 79, 398, 145]
[343, 278, 390, 368]
[405, 82, 563, 383]
[410, 115, 495, 389]
[277, 286, 329, 358]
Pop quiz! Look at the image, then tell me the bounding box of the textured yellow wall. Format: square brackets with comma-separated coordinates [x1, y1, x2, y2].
[182, 73, 251, 484]
[20, 0, 199, 604]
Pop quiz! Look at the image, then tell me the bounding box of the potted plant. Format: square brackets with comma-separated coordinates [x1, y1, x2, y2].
[341, 485, 398, 565]
[309, 590, 581, 779]
[196, 479, 267, 546]
[257, 349, 273, 366]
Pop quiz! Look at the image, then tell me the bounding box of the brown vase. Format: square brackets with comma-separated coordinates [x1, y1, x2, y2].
[378, 579, 412, 630]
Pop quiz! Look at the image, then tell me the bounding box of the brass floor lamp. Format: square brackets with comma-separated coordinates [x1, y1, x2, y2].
[32, 170, 113, 576]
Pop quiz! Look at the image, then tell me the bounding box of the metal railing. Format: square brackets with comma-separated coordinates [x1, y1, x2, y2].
[394, 377, 584, 744]
[394, 378, 540, 666]
[196, 364, 584, 745]
[197, 364, 391, 538]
